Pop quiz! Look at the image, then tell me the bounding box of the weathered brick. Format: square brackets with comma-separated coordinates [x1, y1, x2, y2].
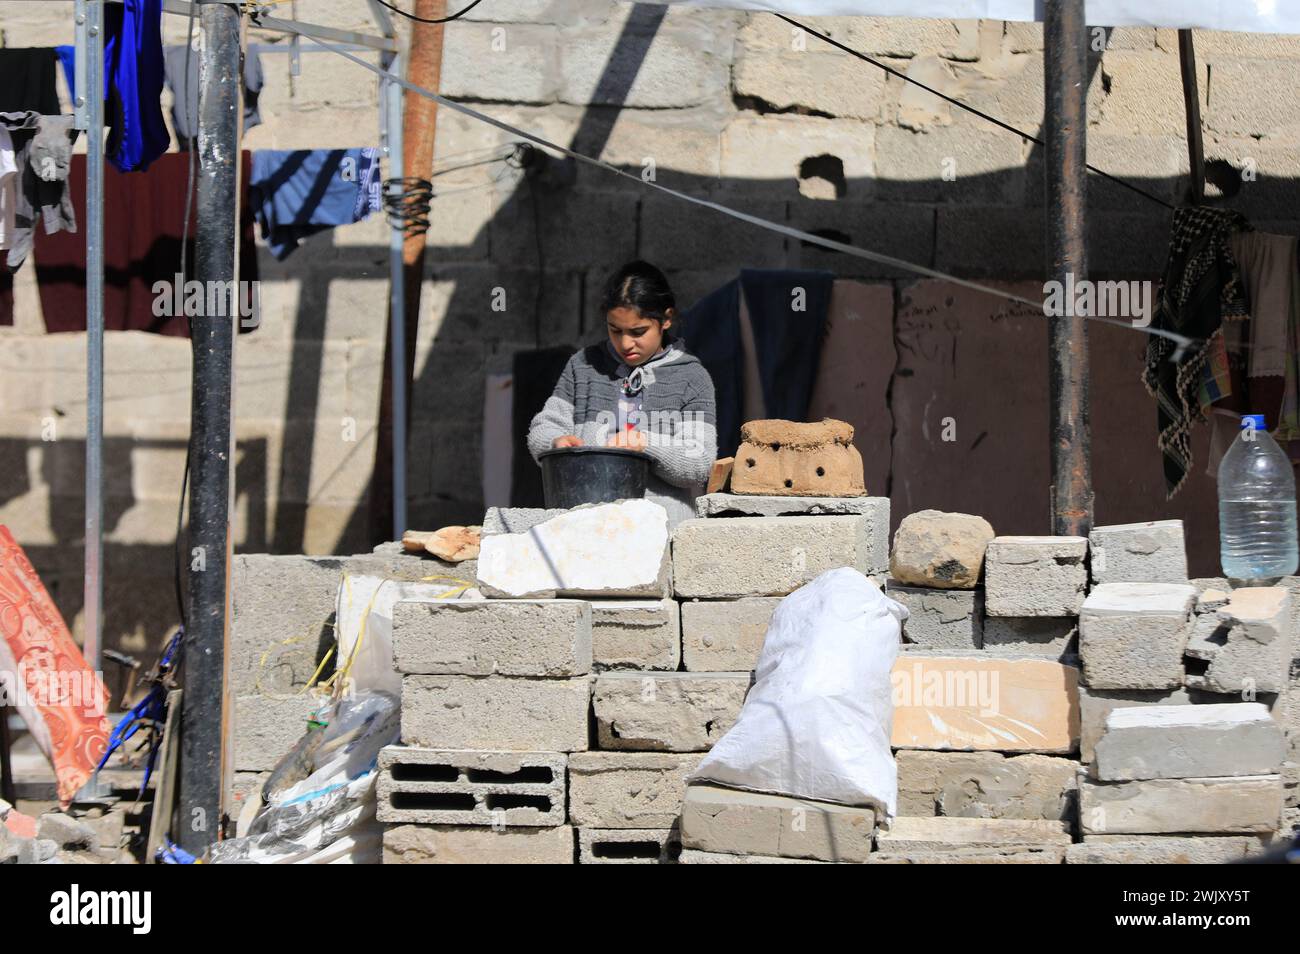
[680, 597, 780, 671]
[382, 824, 574, 864]
[567, 752, 704, 829]
[1079, 773, 1284, 834]
[400, 675, 591, 752]
[577, 827, 681, 864]
[376, 748, 566, 827]
[984, 536, 1088, 617]
[681, 784, 876, 863]
[391, 599, 592, 676]
[1088, 520, 1189, 585]
[591, 672, 750, 751]
[1094, 703, 1285, 781]
[672, 516, 887, 598]
[589, 598, 680, 671]
[1078, 582, 1197, 689]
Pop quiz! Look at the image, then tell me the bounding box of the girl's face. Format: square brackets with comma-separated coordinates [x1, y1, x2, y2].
[607, 306, 672, 366]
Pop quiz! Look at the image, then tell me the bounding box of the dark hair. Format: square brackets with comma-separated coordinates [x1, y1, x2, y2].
[599, 260, 676, 324]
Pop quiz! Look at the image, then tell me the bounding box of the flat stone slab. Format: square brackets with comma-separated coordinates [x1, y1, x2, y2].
[481, 507, 566, 535]
[895, 750, 1078, 820]
[1079, 773, 1284, 834]
[868, 845, 1067, 864]
[1094, 702, 1285, 781]
[695, 493, 888, 519]
[890, 655, 1080, 753]
[1081, 581, 1198, 616]
[476, 499, 670, 598]
[680, 784, 877, 863]
[875, 816, 1072, 852]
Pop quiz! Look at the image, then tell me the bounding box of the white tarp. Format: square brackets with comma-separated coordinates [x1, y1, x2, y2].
[647, 1, 1300, 35]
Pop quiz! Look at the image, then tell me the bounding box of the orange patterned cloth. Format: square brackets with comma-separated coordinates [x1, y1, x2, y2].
[0, 526, 110, 806]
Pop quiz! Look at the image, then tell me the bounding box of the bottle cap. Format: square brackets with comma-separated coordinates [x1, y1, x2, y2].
[1241, 414, 1267, 430]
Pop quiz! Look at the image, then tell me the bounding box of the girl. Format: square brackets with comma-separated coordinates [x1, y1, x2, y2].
[527, 261, 718, 526]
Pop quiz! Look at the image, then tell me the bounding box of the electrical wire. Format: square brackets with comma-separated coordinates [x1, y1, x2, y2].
[776, 14, 1178, 212]
[305, 35, 1199, 351]
[368, 0, 486, 25]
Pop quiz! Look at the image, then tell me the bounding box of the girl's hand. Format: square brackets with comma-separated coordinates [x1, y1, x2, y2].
[552, 435, 583, 448]
[607, 430, 647, 451]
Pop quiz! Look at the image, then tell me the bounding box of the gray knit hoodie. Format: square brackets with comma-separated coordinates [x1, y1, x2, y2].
[526, 338, 718, 526]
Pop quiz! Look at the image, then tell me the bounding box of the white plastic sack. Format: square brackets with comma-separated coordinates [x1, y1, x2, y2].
[690, 567, 906, 821]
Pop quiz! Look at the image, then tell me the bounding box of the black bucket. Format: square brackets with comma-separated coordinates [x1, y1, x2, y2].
[539, 446, 651, 509]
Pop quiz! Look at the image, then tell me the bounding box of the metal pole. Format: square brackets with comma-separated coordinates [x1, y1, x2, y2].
[386, 53, 407, 540]
[82, 0, 105, 676]
[1044, 0, 1093, 536]
[1178, 30, 1206, 205]
[178, 0, 242, 854]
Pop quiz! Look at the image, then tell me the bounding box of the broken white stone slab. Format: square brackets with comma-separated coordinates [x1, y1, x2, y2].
[476, 499, 671, 598]
[1094, 702, 1285, 781]
[874, 816, 1072, 852]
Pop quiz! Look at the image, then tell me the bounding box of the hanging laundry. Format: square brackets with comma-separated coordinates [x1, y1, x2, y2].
[33, 151, 260, 337]
[54, 45, 77, 101]
[249, 148, 383, 260]
[104, 0, 169, 173]
[682, 269, 834, 457]
[0, 49, 61, 118]
[1141, 206, 1252, 497]
[162, 44, 263, 150]
[0, 111, 76, 272]
[0, 128, 18, 252]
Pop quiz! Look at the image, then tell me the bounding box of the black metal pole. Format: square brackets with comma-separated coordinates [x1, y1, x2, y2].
[1044, 1, 1093, 536]
[178, 0, 242, 855]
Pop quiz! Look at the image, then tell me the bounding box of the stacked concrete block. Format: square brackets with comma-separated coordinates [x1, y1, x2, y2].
[578, 827, 682, 864]
[680, 784, 878, 863]
[980, 617, 1077, 659]
[1078, 773, 1284, 835]
[895, 750, 1077, 821]
[591, 672, 751, 751]
[680, 597, 780, 671]
[589, 599, 681, 671]
[1088, 520, 1189, 585]
[382, 824, 575, 864]
[1065, 835, 1272, 865]
[401, 675, 591, 752]
[1077, 582, 1197, 689]
[887, 582, 983, 651]
[568, 753, 704, 828]
[376, 748, 567, 827]
[984, 536, 1088, 617]
[872, 816, 1072, 864]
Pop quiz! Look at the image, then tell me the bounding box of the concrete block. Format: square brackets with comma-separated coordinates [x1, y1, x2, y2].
[981, 617, 1077, 659]
[875, 125, 1025, 204]
[671, 516, 887, 598]
[382, 824, 575, 864]
[591, 672, 750, 751]
[1186, 587, 1292, 695]
[1079, 773, 1284, 834]
[695, 493, 888, 520]
[889, 510, 996, 590]
[476, 500, 671, 598]
[678, 849, 826, 864]
[391, 599, 592, 677]
[231, 554, 340, 695]
[887, 582, 982, 650]
[1094, 703, 1285, 781]
[890, 655, 1080, 753]
[577, 827, 681, 864]
[1089, 520, 1189, 585]
[680, 784, 877, 863]
[234, 694, 322, 771]
[1066, 834, 1272, 864]
[568, 752, 704, 829]
[984, 536, 1088, 617]
[868, 846, 1067, 864]
[400, 675, 590, 752]
[733, 48, 888, 121]
[875, 816, 1071, 853]
[1078, 582, 1198, 689]
[718, 113, 875, 196]
[680, 597, 781, 672]
[376, 748, 567, 827]
[895, 750, 1077, 820]
[590, 599, 680, 671]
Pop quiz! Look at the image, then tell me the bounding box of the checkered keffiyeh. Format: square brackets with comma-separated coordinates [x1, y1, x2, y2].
[1141, 206, 1252, 497]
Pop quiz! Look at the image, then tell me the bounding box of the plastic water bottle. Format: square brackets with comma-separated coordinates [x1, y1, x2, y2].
[1217, 414, 1299, 583]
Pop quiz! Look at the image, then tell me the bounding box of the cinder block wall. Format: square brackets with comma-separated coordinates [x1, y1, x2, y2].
[2, 2, 1300, 673]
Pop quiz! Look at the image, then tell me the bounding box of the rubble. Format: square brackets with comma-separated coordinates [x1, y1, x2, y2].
[1185, 586, 1292, 694]
[695, 492, 889, 519]
[889, 510, 995, 589]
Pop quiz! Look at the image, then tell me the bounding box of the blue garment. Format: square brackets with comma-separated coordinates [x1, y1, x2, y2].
[682, 269, 833, 457]
[249, 148, 383, 259]
[55, 45, 76, 102]
[104, 0, 168, 172]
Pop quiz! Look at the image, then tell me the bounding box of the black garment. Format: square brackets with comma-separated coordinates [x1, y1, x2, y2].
[1141, 206, 1253, 497]
[682, 268, 834, 457]
[0, 49, 60, 119]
